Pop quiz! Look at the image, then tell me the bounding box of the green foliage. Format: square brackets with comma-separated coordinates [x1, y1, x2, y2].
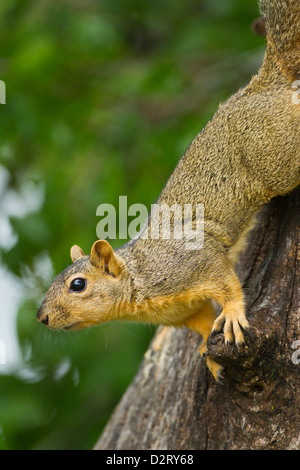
[0, 0, 264, 449]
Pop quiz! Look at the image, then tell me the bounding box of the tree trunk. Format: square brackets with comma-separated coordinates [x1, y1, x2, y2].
[94, 188, 300, 450]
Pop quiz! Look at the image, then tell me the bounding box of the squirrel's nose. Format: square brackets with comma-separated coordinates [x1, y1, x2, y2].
[37, 307, 49, 326]
[40, 314, 49, 325]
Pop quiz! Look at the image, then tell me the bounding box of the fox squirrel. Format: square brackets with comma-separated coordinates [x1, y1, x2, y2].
[37, 0, 300, 381]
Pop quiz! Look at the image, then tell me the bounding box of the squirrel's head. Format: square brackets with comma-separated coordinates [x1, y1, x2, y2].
[37, 240, 130, 330]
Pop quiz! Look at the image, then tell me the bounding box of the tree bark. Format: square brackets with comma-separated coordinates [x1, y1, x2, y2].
[94, 188, 300, 450]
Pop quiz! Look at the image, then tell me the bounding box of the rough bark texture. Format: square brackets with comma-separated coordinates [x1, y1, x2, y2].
[94, 188, 300, 450]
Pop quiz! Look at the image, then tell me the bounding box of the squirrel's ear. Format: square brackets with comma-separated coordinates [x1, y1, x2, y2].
[90, 240, 121, 277]
[70, 245, 85, 263]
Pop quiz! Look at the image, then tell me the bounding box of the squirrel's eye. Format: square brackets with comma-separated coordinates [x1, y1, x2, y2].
[69, 278, 87, 292]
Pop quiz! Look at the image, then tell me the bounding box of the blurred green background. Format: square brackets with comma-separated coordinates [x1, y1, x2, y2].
[0, 0, 265, 450]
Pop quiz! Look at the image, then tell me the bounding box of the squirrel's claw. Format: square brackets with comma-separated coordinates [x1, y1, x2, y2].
[212, 311, 249, 346]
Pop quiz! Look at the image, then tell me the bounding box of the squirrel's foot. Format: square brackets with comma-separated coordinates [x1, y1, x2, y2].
[206, 357, 224, 382]
[199, 343, 223, 382]
[211, 310, 249, 345]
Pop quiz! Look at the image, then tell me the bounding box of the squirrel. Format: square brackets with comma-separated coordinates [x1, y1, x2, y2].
[37, 0, 300, 381]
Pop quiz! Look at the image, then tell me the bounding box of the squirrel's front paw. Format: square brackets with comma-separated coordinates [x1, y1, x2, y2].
[212, 310, 249, 345]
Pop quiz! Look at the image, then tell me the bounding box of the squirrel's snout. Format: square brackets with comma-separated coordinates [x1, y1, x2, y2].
[37, 306, 49, 326]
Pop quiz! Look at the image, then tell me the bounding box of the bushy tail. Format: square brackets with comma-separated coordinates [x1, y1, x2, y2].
[259, 0, 300, 79]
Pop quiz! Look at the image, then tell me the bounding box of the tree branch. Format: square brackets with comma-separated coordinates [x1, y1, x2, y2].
[95, 188, 300, 450]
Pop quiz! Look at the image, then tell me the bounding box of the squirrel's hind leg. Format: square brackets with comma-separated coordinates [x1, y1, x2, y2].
[184, 256, 249, 380]
[184, 301, 223, 381]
